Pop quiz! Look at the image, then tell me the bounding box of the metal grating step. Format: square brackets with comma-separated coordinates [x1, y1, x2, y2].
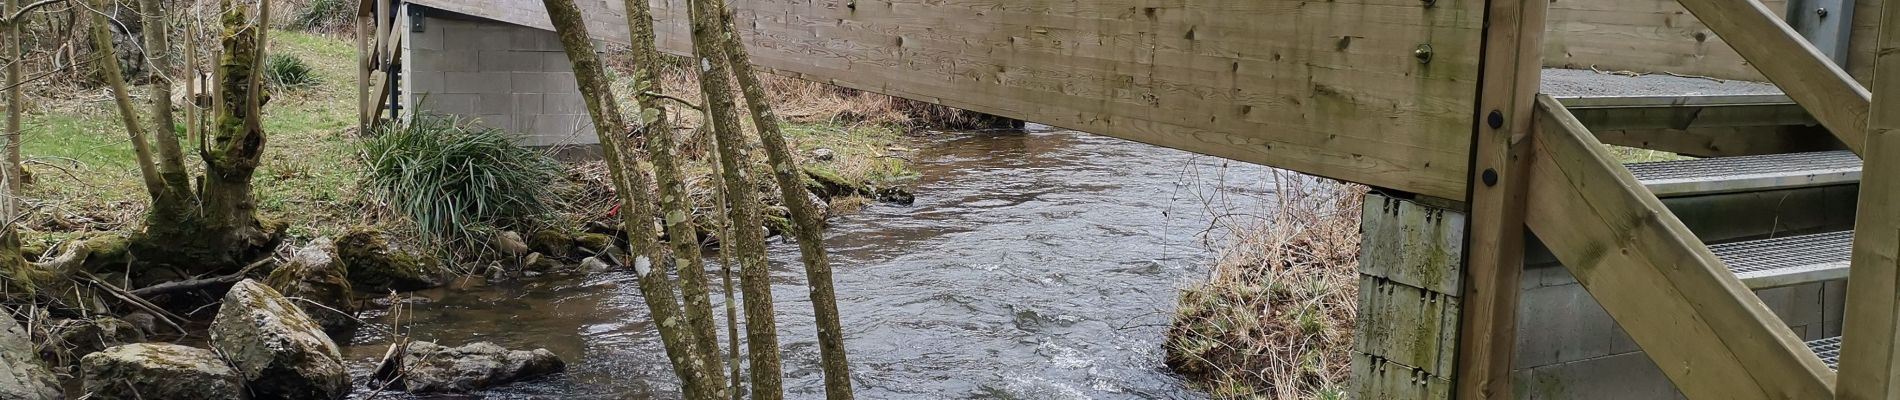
[1541, 68, 1789, 108]
[1810, 336, 1842, 370]
[1710, 231, 1852, 289]
[1628, 151, 1861, 197]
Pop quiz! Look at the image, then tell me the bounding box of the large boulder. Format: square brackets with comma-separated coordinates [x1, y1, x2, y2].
[266, 238, 359, 339]
[0, 313, 60, 400]
[336, 227, 447, 292]
[212, 280, 350, 400]
[80, 343, 242, 399]
[38, 316, 145, 367]
[382, 341, 565, 393]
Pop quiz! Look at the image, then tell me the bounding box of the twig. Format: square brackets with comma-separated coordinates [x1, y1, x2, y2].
[127, 257, 271, 297]
[1663, 71, 1727, 83]
[0, 0, 71, 26]
[76, 270, 187, 334]
[644, 91, 702, 110]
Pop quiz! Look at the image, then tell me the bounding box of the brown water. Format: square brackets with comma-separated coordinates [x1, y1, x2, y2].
[342, 129, 1279, 399]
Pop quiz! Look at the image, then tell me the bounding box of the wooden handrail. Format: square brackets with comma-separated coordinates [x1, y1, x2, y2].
[1671, 0, 1870, 155]
[1524, 95, 1835, 399]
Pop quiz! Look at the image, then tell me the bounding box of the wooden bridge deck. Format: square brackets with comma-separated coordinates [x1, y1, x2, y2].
[359, 0, 1900, 398]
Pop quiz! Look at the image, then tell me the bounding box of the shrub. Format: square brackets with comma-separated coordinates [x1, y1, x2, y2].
[1164, 173, 1364, 399]
[359, 114, 562, 249]
[264, 54, 320, 92]
[290, 0, 352, 31]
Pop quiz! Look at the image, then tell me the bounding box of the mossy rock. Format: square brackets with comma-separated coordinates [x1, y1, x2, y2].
[336, 227, 447, 292]
[266, 239, 359, 339]
[528, 229, 576, 260]
[802, 165, 870, 199]
[573, 233, 614, 253]
[211, 280, 350, 400]
[80, 343, 241, 400]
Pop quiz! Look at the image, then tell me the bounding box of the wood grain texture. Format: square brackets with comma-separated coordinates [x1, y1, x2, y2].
[1456, 0, 1545, 396]
[1525, 95, 1834, 399]
[1544, 0, 1788, 81]
[408, 0, 1484, 199]
[1833, 0, 1900, 394]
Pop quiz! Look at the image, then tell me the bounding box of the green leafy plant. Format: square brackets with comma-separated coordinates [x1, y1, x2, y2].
[264, 53, 320, 91]
[360, 113, 562, 249]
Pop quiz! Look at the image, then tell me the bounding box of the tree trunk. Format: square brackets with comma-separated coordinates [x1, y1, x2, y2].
[620, 0, 723, 370]
[708, 132, 745, 399]
[87, 0, 164, 199]
[137, 0, 194, 223]
[539, 0, 727, 397]
[686, 0, 785, 397]
[4, 0, 23, 256]
[709, 3, 854, 398]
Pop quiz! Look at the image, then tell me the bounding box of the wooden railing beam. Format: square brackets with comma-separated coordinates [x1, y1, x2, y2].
[1834, 0, 1900, 394]
[1672, 0, 1870, 154]
[1524, 95, 1835, 399]
[1454, 0, 1547, 396]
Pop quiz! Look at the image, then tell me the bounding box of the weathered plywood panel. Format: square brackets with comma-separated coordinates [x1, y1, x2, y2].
[411, 0, 1484, 199]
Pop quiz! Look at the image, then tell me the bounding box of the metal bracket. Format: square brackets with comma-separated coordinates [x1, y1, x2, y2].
[1785, 0, 1854, 66]
[408, 5, 425, 33]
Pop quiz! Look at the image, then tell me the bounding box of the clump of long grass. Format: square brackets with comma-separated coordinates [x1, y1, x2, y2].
[359, 113, 562, 249]
[288, 0, 352, 31]
[264, 53, 320, 92]
[1165, 172, 1365, 400]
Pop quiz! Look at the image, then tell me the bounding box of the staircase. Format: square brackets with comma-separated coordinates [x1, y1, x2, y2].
[1532, 67, 1859, 390]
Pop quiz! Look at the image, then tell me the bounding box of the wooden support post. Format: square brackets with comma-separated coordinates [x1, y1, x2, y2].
[1454, 0, 1546, 396]
[355, 4, 369, 132]
[1833, 0, 1900, 395]
[1671, 0, 1871, 154]
[1524, 96, 1835, 399]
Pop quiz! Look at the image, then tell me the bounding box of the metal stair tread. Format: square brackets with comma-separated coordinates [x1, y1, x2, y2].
[1809, 336, 1842, 370]
[1628, 151, 1860, 197]
[1542, 68, 1791, 108]
[1709, 231, 1852, 289]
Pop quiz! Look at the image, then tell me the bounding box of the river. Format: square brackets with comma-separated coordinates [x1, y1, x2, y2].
[342, 128, 1281, 399]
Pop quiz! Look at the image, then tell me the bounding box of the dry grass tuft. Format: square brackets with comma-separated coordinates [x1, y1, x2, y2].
[1165, 172, 1364, 400]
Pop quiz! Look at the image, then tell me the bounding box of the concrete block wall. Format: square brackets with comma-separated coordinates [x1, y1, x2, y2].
[1509, 245, 1845, 399]
[401, 8, 597, 147]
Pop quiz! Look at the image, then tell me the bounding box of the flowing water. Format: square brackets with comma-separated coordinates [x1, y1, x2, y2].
[342, 128, 1280, 399]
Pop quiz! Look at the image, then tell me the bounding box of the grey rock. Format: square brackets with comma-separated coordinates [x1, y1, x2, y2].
[0, 313, 60, 400]
[812, 148, 836, 161]
[265, 238, 360, 339]
[385, 341, 565, 393]
[212, 280, 350, 400]
[80, 343, 242, 400]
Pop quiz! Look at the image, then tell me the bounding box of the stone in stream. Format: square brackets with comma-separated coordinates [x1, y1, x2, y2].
[378, 341, 566, 393]
[266, 238, 360, 340]
[79, 343, 242, 399]
[212, 279, 350, 400]
[0, 312, 61, 400]
[337, 227, 448, 292]
[37, 315, 145, 367]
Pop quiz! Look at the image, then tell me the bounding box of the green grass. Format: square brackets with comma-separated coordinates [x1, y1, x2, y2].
[18, 29, 920, 244]
[21, 30, 362, 240]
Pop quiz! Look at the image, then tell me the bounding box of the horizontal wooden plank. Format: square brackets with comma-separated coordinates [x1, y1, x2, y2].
[407, 0, 1484, 199]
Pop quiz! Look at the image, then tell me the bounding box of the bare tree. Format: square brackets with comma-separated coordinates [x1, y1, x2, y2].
[684, 0, 785, 396]
[706, 1, 854, 397]
[539, 0, 728, 397]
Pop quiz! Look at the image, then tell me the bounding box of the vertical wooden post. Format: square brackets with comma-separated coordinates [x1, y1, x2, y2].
[356, 2, 369, 132]
[1834, 0, 1900, 396]
[1455, 0, 1547, 396]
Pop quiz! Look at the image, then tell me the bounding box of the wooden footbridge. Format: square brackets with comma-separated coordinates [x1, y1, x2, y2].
[357, 0, 1900, 397]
